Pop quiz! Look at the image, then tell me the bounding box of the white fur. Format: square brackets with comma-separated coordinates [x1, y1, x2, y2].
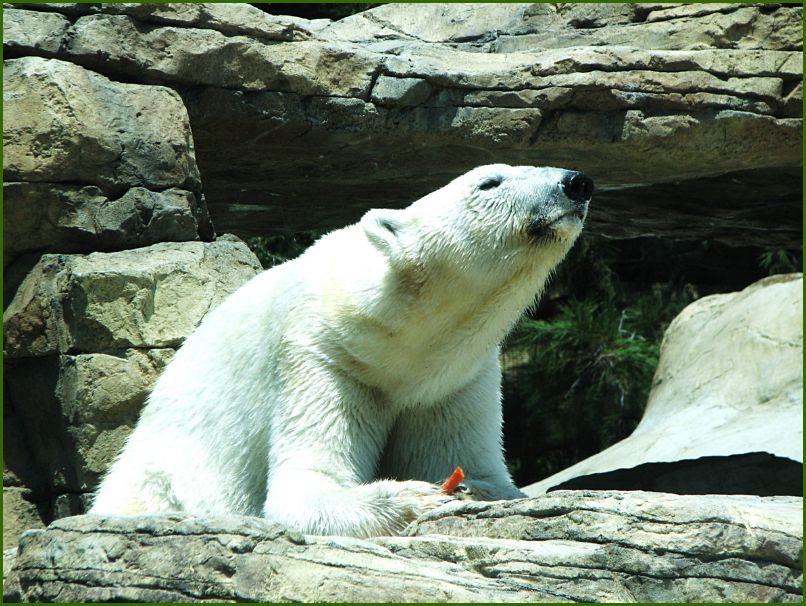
[91, 164, 589, 537]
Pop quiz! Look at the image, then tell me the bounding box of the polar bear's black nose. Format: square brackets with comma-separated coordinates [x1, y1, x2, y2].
[561, 172, 594, 203]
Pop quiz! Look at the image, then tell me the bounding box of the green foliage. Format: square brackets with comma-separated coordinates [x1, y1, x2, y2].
[759, 248, 802, 275]
[502, 237, 695, 485]
[244, 231, 323, 269]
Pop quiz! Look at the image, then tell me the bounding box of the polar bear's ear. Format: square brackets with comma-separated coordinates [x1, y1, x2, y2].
[361, 209, 406, 256]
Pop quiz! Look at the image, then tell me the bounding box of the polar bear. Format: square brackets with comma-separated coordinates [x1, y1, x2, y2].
[91, 164, 593, 538]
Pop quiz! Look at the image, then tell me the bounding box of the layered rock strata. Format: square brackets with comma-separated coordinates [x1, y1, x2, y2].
[3, 3, 802, 245]
[5, 491, 802, 603]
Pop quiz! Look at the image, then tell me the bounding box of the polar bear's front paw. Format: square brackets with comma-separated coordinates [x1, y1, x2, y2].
[371, 480, 455, 533]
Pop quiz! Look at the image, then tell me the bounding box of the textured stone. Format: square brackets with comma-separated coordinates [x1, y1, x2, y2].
[2, 56, 201, 194]
[5, 492, 802, 603]
[326, 3, 803, 54]
[3, 395, 48, 552]
[2, 4, 801, 247]
[3, 239, 261, 540]
[371, 76, 432, 107]
[65, 13, 379, 97]
[5, 349, 173, 496]
[51, 493, 94, 521]
[3, 183, 205, 266]
[3, 238, 261, 504]
[103, 3, 319, 41]
[8, 3, 319, 42]
[195, 5, 802, 244]
[186, 86, 801, 247]
[4, 239, 262, 358]
[524, 273, 803, 496]
[2, 488, 44, 554]
[2, 8, 69, 55]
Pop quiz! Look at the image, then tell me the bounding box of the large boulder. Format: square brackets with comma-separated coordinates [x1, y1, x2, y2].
[2, 56, 213, 267]
[2, 3, 801, 246]
[3, 56, 201, 195]
[4, 240, 262, 529]
[4, 491, 802, 602]
[524, 273, 803, 496]
[4, 184, 204, 265]
[4, 240, 261, 358]
[5, 349, 174, 502]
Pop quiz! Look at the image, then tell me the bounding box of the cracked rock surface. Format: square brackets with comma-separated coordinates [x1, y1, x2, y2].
[3, 2, 802, 245]
[2, 54, 213, 265]
[4, 491, 803, 603]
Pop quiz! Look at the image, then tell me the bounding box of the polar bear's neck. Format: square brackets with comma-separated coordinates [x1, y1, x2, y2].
[320, 242, 557, 406]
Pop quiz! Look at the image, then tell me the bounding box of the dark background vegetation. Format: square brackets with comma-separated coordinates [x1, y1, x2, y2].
[245, 231, 801, 487]
[253, 3, 381, 20]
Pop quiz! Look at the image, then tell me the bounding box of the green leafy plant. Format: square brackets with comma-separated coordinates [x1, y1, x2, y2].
[244, 231, 323, 269]
[759, 248, 801, 275]
[501, 239, 695, 485]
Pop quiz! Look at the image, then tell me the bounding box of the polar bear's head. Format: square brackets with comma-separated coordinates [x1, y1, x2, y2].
[361, 164, 592, 282]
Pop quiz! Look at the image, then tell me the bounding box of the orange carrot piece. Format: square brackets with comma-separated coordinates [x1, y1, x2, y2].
[441, 466, 465, 494]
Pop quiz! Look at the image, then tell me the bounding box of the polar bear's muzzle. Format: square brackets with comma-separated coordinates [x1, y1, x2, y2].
[561, 171, 594, 204]
[525, 170, 593, 242]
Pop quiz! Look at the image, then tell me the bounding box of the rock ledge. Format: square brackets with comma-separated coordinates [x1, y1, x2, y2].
[5, 490, 802, 603]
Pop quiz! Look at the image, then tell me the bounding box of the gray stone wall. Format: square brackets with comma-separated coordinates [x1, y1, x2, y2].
[3, 9, 265, 547]
[4, 3, 802, 245]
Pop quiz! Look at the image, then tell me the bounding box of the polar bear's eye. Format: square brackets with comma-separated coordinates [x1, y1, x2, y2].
[478, 176, 503, 191]
[379, 219, 398, 236]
